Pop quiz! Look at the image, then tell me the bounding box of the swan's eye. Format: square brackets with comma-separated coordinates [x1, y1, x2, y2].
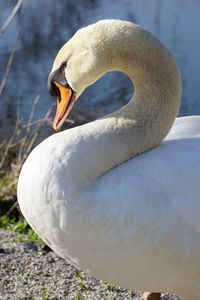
[60, 61, 68, 70]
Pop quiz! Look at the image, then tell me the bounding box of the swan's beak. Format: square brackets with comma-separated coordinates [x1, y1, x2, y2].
[53, 82, 76, 132]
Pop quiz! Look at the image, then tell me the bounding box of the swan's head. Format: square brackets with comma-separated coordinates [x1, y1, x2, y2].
[48, 19, 138, 131]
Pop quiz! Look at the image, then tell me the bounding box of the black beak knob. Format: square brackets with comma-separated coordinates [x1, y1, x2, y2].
[48, 68, 70, 97]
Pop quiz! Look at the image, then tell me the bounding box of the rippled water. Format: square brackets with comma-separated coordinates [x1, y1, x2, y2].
[0, 0, 199, 129]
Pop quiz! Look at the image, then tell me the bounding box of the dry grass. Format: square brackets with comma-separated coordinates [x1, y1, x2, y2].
[0, 1, 53, 207]
[0, 96, 54, 218]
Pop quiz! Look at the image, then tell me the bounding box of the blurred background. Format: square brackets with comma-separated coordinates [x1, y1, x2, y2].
[1, 0, 200, 127]
[0, 0, 200, 214]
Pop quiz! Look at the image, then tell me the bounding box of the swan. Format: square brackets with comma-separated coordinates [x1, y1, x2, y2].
[17, 20, 200, 300]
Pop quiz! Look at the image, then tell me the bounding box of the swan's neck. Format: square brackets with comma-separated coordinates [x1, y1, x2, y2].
[62, 30, 181, 188]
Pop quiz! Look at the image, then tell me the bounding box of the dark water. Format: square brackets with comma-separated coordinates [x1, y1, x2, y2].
[0, 0, 200, 130]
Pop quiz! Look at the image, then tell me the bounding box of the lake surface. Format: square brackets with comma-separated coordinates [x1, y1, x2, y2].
[0, 0, 199, 129]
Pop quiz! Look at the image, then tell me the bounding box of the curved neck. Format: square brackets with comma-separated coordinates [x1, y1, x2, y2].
[64, 32, 181, 188]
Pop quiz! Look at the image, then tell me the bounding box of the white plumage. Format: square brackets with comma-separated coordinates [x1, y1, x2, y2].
[18, 20, 200, 299]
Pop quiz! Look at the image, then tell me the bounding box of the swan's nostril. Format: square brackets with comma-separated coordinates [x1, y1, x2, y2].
[58, 91, 61, 103]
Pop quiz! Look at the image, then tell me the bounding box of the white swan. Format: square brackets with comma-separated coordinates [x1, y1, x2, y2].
[17, 20, 200, 300]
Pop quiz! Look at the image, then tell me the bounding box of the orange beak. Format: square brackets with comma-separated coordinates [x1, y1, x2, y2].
[53, 82, 76, 131]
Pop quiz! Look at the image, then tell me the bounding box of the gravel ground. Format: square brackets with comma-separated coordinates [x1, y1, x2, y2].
[0, 229, 183, 300]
